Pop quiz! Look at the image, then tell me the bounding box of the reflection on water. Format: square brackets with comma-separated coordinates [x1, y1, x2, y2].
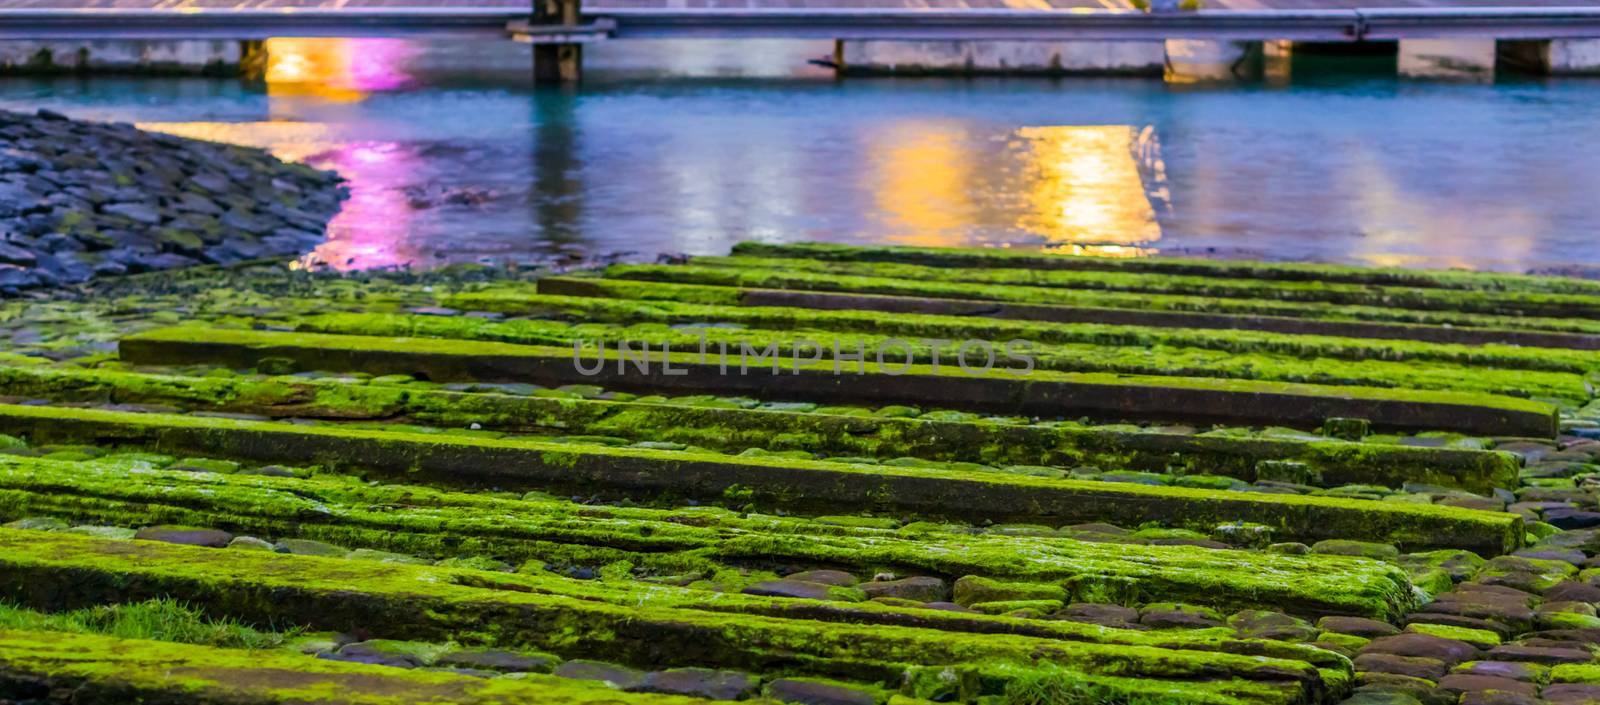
[7, 37, 1600, 272]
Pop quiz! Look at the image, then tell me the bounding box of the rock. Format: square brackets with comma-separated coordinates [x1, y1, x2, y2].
[1436, 673, 1539, 697]
[1312, 539, 1400, 560]
[1139, 603, 1224, 629]
[1320, 616, 1401, 638]
[1485, 644, 1593, 664]
[784, 570, 857, 586]
[1354, 653, 1449, 680]
[952, 576, 1066, 606]
[1452, 661, 1548, 682]
[436, 649, 558, 673]
[1364, 633, 1481, 665]
[860, 576, 947, 603]
[632, 668, 758, 700]
[764, 678, 876, 705]
[3, 517, 67, 531]
[275, 538, 349, 557]
[226, 536, 276, 551]
[1544, 683, 1600, 705]
[324, 641, 429, 668]
[132, 525, 232, 548]
[65, 525, 136, 540]
[554, 660, 646, 689]
[1054, 603, 1139, 628]
[1230, 610, 1316, 641]
[1458, 692, 1541, 705]
[742, 580, 863, 602]
[101, 202, 162, 225]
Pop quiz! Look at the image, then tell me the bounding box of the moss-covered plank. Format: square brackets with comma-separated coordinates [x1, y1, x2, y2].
[537, 276, 1600, 352]
[598, 264, 1600, 340]
[0, 454, 1419, 619]
[0, 530, 1341, 705]
[0, 628, 728, 705]
[0, 404, 1526, 554]
[289, 310, 1592, 402]
[117, 327, 1561, 437]
[458, 285, 1600, 375]
[729, 242, 1600, 297]
[0, 365, 1521, 493]
[695, 255, 1600, 320]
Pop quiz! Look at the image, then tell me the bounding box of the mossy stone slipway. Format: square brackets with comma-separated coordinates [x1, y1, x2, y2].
[116, 327, 1560, 436]
[0, 364, 1521, 492]
[537, 275, 1600, 351]
[0, 454, 1419, 618]
[0, 529, 1344, 705]
[726, 241, 1600, 296]
[0, 403, 1526, 554]
[0, 628, 742, 705]
[290, 310, 1592, 401]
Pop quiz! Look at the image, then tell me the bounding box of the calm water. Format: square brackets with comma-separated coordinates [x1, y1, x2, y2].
[2, 38, 1597, 272]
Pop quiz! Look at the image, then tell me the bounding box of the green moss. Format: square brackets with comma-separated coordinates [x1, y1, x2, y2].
[728, 241, 1600, 297]
[599, 262, 1600, 339]
[0, 452, 1418, 619]
[117, 326, 1560, 438]
[0, 628, 736, 705]
[297, 308, 1593, 402]
[691, 254, 1600, 320]
[0, 529, 1343, 704]
[0, 402, 1526, 557]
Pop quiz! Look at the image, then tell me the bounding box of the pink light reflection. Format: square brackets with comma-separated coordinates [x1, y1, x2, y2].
[301, 141, 424, 271]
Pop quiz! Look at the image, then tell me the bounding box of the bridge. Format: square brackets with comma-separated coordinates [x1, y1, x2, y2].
[0, 2, 1596, 80]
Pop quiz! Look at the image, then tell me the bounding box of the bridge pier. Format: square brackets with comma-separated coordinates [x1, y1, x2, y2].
[1165, 40, 1259, 82]
[1397, 39, 1495, 80]
[531, 0, 582, 83]
[1500, 39, 1600, 76]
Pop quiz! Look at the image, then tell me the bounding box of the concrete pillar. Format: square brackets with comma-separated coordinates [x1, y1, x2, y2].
[1165, 39, 1259, 82]
[1398, 39, 1495, 80]
[532, 0, 582, 83]
[834, 40, 1165, 76]
[1500, 39, 1600, 76]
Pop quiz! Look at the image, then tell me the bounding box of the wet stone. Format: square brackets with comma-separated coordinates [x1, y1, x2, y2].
[1458, 692, 1541, 705]
[1229, 609, 1316, 641]
[554, 660, 646, 690]
[1544, 684, 1600, 705]
[1139, 603, 1224, 629]
[1437, 673, 1539, 698]
[783, 570, 857, 586]
[1311, 539, 1400, 560]
[1364, 633, 1482, 665]
[132, 525, 232, 548]
[323, 641, 424, 669]
[275, 538, 349, 557]
[1452, 661, 1549, 682]
[1355, 653, 1449, 680]
[632, 668, 758, 700]
[436, 649, 558, 673]
[1054, 603, 1139, 628]
[1321, 616, 1401, 639]
[1486, 644, 1594, 665]
[742, 580, 863, 602]
[764, 678, 876, 705]
[226, 536, 276, 551]
[864, 575, 947, 601]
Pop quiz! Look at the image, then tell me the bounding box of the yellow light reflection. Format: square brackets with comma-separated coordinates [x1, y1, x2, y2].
[1014, 124, 1164, 251]
[865, 120, 976, 247]
[262, 38, 419, 103]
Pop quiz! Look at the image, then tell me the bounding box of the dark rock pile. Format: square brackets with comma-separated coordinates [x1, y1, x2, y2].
[0, 108, 345, 294]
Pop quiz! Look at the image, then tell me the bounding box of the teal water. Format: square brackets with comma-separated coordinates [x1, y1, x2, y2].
[1, 39, 1596, 273]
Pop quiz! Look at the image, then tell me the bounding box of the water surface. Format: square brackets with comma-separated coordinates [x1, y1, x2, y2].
[2, 38, 1596, 273]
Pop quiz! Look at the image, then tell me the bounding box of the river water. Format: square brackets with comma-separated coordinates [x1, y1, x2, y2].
[1, 38, 1596, 273]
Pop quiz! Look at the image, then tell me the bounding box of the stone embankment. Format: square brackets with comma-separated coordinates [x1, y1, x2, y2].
[0, 108, 343, 294]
